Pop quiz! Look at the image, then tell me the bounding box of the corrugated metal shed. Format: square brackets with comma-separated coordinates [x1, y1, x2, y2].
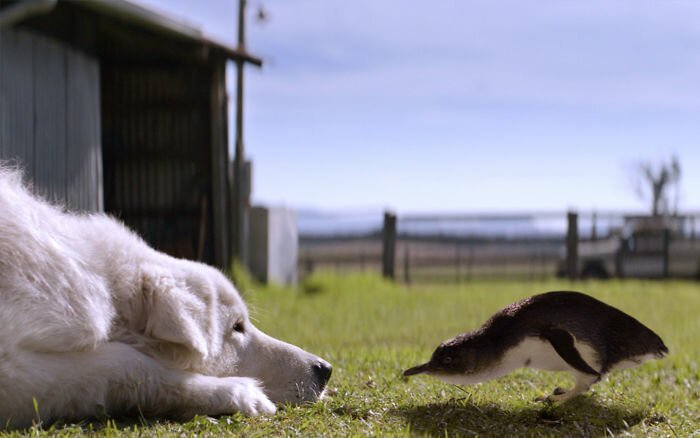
[101, 64, 218, 262]
[0, 26, 102, 211]
[0, 0, 261, 268]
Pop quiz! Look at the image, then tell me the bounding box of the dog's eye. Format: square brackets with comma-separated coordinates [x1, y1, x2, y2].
[233, 321, 245, 334]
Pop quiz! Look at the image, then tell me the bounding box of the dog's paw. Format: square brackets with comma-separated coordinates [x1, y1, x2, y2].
[219, 377, 276, 416]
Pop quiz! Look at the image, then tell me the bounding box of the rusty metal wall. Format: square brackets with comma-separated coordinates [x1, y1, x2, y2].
[101, 64, 216, 263]
[0, 27, 102, 212]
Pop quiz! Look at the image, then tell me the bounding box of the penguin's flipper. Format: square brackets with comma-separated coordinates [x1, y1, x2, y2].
[540, 326, 600, 377]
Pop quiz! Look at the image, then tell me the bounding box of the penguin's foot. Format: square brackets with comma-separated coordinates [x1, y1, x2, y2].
[535, 391, 564, 404]
[552, 387, 566, 395]
[539, 388, 574, 404]
[535, 388, 576, 404]
[536, 373, 599, 404]
[534, 387, 561, 403]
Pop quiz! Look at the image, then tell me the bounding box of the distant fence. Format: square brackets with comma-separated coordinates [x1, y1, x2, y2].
[298, 211, 383, 278]
[298, 210, 700, 283]
[298, 211, 567, 282]
[388, 212, 565, 283]
[299, 211, 565, 282]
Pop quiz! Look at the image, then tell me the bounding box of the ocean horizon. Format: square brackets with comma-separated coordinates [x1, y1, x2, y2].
[296, 209, 623, 239]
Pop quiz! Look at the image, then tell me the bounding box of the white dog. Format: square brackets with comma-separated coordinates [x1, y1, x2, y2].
[0, 167, 331, 429]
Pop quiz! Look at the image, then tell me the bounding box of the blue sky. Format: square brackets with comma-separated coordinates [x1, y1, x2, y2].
[140, 0, 700, 213]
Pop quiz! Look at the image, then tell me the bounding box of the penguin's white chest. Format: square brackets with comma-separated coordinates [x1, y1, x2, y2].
[515, 337, 600, 372]
[434, 337, 600, 385]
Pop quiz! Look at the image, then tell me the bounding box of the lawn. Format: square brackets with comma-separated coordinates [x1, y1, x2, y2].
[6, 273, 700, 437]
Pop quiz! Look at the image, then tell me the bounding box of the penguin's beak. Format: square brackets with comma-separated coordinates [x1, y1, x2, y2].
[403, 362, 431, 376]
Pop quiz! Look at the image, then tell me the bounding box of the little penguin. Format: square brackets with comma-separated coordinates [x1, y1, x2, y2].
[403, 291, 668, 403]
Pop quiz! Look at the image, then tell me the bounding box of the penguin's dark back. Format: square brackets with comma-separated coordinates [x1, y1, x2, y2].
[481, 291, 667, 370]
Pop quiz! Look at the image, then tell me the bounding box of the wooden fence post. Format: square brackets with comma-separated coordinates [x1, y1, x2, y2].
[455, 242, 461, 283]
[662, 228, 670, 279]
[382, 211, 397, 280]
[403, 245, 411, 284]
[303, 253, 314, 278]
[691, 216, 696, 242]
[566, 211, 578, 280]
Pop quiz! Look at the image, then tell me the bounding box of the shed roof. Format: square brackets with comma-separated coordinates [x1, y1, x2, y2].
[0, 0, 262, 66]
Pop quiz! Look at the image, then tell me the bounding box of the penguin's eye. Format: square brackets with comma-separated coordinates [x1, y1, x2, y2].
[442, 356, 452, 364]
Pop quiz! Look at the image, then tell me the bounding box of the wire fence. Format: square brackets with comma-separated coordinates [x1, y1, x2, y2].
[298, 210, 700, 283]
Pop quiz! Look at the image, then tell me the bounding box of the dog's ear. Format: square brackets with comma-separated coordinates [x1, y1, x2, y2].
[141, 264, 209, 359]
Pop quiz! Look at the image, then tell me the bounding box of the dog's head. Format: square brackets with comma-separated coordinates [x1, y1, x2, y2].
[139, 260, 331, 405]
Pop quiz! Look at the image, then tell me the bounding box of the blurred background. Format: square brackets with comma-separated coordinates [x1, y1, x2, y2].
[2, 0, 700, 284]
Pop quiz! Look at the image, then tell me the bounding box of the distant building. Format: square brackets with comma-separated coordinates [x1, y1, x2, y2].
[0, 0, 261, 268]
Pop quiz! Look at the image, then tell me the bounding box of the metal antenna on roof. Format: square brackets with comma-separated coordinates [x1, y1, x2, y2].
[255, 3, 268, 24]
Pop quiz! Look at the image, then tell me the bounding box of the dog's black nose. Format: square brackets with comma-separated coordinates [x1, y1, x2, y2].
[312, 359, 332, 385]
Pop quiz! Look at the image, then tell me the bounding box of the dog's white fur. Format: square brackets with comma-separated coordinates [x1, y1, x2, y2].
[0, 168, 329, 429]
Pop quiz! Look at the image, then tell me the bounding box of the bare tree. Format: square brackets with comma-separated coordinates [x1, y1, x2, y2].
[635, 156, 681, 216]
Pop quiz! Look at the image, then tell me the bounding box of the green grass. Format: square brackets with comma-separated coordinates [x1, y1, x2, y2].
[6, 273, 700, 436]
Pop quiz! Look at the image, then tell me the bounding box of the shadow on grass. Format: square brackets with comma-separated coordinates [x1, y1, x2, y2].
[28, 412, 206, 434]
[392, 396, 649, 437]
[27, 416, 161, 434]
